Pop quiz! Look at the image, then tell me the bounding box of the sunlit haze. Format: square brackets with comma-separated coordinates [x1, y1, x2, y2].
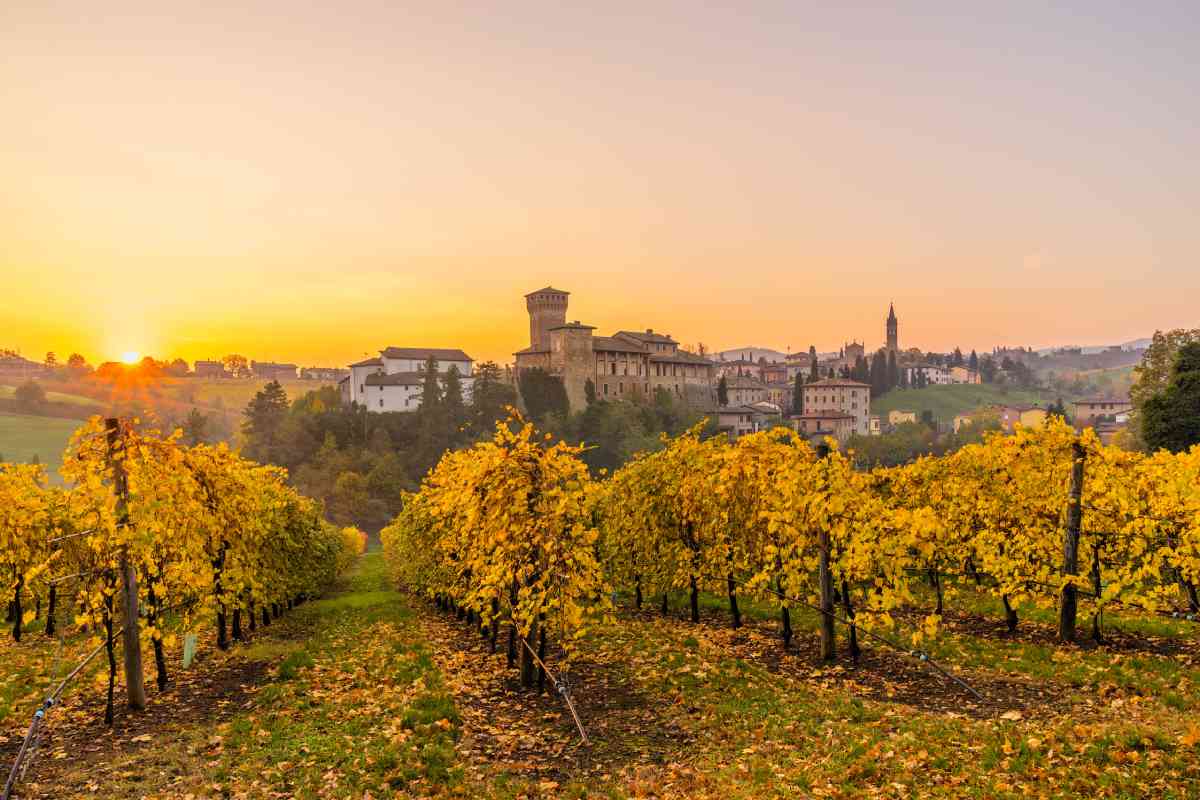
[3, 2, 1198, 366]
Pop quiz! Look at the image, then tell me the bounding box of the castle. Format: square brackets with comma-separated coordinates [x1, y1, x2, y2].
[513, 287, 715, 412]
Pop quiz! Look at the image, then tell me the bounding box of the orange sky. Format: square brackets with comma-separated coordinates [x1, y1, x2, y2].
[3, 3, 1198, 367]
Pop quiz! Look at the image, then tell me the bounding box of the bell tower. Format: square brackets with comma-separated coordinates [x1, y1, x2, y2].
[886, 303, 898, 352]
[525, 287, 569, 351]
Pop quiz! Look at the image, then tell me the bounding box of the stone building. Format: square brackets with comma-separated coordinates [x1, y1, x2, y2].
[886, 303, 899, 352]
[799, 377, 871, 436]
[723, 375, 768, 407]
[250, 361, 299, 380]
[791, 411, 856, 443]
[513, 286, 715, 412]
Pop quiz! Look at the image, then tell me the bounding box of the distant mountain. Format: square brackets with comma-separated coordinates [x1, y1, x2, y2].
[713, 347, 790, 363]
[1036, 338, 1151, 356]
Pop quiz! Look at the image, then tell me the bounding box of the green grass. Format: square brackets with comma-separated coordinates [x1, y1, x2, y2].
[11, 555, 1200, 798]
[0, 384, 103, 407]
[0, 412, 82, 475]
[167, 378, 330, 411]
[871, 384, 1067, 423]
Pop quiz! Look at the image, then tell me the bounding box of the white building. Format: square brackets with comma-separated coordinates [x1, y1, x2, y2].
[905, 365, 952, 386]
[342, 347, 474, 413]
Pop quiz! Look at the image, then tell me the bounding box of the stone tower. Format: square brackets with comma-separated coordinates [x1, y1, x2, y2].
[525, 287, 569, 351]
[886, 303, 898, 352]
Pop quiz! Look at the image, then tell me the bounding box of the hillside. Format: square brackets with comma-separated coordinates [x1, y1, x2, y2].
[0, 413, 79, 476]
[869, 384, 1065, 423]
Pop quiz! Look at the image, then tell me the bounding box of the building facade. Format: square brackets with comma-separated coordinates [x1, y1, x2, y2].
[1073, 396, 1133, 424]
[724, 375, 768, 407]
[906, 364, 952, 385]
[300, 367, 350, 382]
[251, 361, 299, 381]
[714, 403, 783, 438]
[193, 360, 227, 378]
[513, 287, 715, 412]
[345, 347, 474, 413]
[800, 378, 871, 436]
[791, 411, 856, 443]
[949, 366, 982, 384]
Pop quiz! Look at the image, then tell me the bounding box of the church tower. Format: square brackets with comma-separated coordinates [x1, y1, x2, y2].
[525, 287, 569, 351]
[886, 303, 898, 352]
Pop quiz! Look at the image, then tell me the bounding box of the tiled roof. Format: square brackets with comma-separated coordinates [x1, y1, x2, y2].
[804, 378, 870, 388]
[725, 376, 766, 389]
[592, 336, 646, 353]
[615, 329, 677, 344]
[514, 346, 549, 355]
[524, 286, 570, 297]
[350, 357, 384, 367]
[381, 347, 473, 362]
[793, 411, 854, 420]
[365, 372, 424, 387]
[649, 351, 712, 365]
[712, 404, 772, 415]
[548, 322, 596, 332]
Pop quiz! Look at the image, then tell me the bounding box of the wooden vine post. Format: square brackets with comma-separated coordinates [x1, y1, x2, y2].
[106, 418, 146, 711]
[1057, 439, 1086, 643]
[816, 443, 836, 662]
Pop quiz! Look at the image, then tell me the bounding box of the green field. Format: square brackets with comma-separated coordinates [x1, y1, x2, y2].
[0, 413, 80, 475]
[870, 384, 1065, 423]
[165, 378, 330, 411]
[0, 384, 102, 407]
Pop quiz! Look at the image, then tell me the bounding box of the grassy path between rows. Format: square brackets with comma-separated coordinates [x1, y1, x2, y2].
[6, 551, 1200, 798]
[13, 552, 463, 798]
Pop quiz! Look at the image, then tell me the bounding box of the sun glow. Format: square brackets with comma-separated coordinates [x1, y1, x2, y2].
[121, 351, 141, 365]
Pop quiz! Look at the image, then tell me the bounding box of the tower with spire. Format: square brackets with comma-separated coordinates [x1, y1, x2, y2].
[886, 303, 898, 352]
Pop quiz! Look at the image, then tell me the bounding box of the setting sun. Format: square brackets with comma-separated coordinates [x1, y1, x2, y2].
[120, 351, 140, 365]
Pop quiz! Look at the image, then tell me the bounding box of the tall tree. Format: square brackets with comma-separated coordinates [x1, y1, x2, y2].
[968, 349, 979, 372]
[716, 375, 729, 407]
[887, 350, 899, 390]
[44, 351, 57, 368]
[469, 361, 518, 435]
[791, 373, 804, 414]
[869, 350, 888, 398]
[241, 380, 289, 462]
[585, 378, 597, 406]
[1132, 329, 1200, 414]
[182, 409, 208, 446]
[518, 368, 569, 420]
[950, 347, 965, 367]
[443, 365, 465, 426]
[419, 355, 443, 409]
[809, 346, 819, 381]
[1142, 342, 1200, 453]
[979, 355, 997, 383]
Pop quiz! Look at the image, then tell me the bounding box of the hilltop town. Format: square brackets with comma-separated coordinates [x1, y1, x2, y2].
[330, 284, 1144, 447]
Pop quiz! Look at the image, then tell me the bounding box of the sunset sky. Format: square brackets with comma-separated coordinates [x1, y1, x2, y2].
[3, 2, 1198, 367]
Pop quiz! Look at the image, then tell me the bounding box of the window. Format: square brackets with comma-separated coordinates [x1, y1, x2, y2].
[360, 384, 364, 393]
[379, 399, 383, 408]
[604, 384, 609, 396]
[611, 363, 616, 375]
[619, 382, 623, 394]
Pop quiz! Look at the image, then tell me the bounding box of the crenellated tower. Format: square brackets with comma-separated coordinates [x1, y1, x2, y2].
[525, 286, 569, 351]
